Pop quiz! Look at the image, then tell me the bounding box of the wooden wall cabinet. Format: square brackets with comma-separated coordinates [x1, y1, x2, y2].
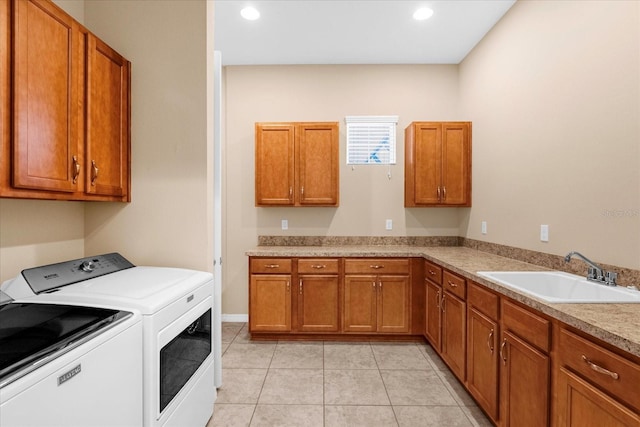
[255, 122, 339, 207]
[405, 121, 471, 207]
[1, 0, 131, 202]
[343, 259, 411, 334]
[554, 327, 640, 427]
[500, 300, 550, 427]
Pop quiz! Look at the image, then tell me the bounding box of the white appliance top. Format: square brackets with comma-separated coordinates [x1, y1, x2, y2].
[3, 266, 213, 315]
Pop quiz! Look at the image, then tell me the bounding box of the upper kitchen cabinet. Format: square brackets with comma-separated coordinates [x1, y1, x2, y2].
[255, 122, 339, 207]
[404, 122, 471, 207]
[85, 34, 130, 198]
[0, 0, 131, 202]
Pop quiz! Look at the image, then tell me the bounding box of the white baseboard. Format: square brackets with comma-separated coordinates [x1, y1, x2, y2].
[221, 314, 249, 323]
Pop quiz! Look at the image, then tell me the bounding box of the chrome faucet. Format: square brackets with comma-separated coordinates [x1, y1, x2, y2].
[564, 251, 617, 286]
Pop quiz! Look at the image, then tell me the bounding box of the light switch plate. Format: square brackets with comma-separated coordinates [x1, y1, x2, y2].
[281, 219, 288, 230]
[540, 224, 549, 242]
[481, 221, 487, 235]
[386, 219, 393, 230]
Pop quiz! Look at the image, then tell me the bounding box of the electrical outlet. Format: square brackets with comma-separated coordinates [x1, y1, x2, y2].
[386, 219, 393, 230]
[281, 219, 288, 230]
[481, 221, 487, 235]
[540, 224, 549, 242]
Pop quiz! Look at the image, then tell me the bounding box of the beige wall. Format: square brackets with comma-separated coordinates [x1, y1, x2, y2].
[224, 65, 463, 315]
[459, 0, 640, 269]
[82, 0, 214, 272]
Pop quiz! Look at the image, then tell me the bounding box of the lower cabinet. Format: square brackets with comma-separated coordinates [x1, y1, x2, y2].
[554, 327, 640, 427]
[297, 259, 340, 332]
[466, 282, 499, 423]
[441, 289, 466, 380]
[249, 274, 292, 332]
[499, 300, 550, 427]
[424, 261, 443, 349]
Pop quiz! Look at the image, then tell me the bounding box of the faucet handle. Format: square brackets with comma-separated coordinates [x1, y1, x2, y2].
[604, 271, 618, 286]
[587, 267, 598, 280]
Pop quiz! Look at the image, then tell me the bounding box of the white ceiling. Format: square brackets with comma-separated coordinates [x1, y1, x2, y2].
[214, 0, 517, 65]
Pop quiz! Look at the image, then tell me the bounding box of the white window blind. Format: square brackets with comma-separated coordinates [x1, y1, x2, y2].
[346, 116, 398, 165]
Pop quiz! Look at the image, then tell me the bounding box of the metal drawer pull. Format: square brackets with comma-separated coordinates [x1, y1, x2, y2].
[286, 281, 290, 292]
[299, 279, 303, 294]
[500, 339, 507, 364]
[443, 186, 447, 200]
[487, 329, 494, 353]
[437, 186, 441, 201]
[289, 187, 293, 198]
[448, 281, 458, 287]
[441, 293, 446, 312]
[379, 281, 382, 288]
[429, 270, 436, 276]
[72, 156, 80, 183]
[265, 264, 280, 268]
[369, 265, 384, 269]
[91, 160, 99, 186]
[582, 355, 619, 380]
[311, 265, 326, 269]
[372, 281, 376, 288]
[436, 290, 441, 309]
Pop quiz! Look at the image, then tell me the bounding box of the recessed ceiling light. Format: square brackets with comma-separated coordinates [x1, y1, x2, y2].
[241, 6, 260, 21]
[413, 7, 434, 21]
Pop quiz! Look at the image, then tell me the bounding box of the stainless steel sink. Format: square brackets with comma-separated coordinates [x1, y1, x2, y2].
[477, 271, 640, 303]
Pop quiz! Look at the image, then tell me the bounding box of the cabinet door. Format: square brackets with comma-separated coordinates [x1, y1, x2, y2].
[467, 307, 499, 422]
[255, 124, 295, 205]
[406, 122, 441, 205]
[441, 291, 466, 381]
[297, 275, 339, 332]
[297, 123, 339, 206]
[425, 280, 442, 351]
[13, 0, 82, 192]
[500, 330, 549, 427]
[343, 275, 377, 333]
[249, 274, 291, 332]
[555, 367, 639, 427]
[86, 34, 130, 198]
[441, 122, 470, 206]
[1, 0, 8, 195]
[377, 275, 410, 333]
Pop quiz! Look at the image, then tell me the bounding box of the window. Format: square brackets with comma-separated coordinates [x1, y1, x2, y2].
[345, 116, 398, 165]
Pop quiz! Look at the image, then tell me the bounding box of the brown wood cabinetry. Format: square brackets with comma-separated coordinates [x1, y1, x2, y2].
[255, 122, 339, 207]
[424, 260, 442, 349]
[466, 282, 500, 423]
[344, 259, 410, 334]
[554, 327, 640, 427]
[297, 259, 340, 332]
[404, 121, 471, 207]
[1, 0, 131, 202]
[249, 258, 292, 332]
[500, 300, 550, 427]
[440, 270, 467, 381]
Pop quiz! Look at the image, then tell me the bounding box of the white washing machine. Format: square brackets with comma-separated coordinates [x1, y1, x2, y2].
[2, 253, 222, 427]
[0, 291, 143, 427]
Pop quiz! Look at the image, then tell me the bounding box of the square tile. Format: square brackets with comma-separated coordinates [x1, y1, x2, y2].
[258, 369, 324, 404]
[216, 369, 267, 404]
[270, 343, 324, 369]
[324, 369, 390, 405]
[325, 405, 398, 427]
[207, 403, 255, 427]
[417, 343, 450, 371]
[380, 370, 457, 406]
[324, 343, 377, 369]
[222, 323, 244, 343]
[394, 406, 473, 427]
[371, 343, 432, 370]
[222, 343, 276, 368]
[250, 405, 323, 427]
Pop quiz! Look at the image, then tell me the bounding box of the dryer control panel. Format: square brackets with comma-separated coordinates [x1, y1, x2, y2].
[21, 253, 135, 294]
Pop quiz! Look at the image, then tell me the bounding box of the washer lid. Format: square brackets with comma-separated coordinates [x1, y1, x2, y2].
[0, 302, 133, 388]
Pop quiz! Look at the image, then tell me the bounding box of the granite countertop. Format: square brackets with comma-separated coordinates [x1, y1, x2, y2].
[246, 245, 640, 358]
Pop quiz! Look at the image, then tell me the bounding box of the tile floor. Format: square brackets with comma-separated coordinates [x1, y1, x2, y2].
[207, 322, 494, 427]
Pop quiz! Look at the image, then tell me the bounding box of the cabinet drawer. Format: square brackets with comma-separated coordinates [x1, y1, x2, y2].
[298, 259, 339, 274]
[558, 328, 640, 411]
[468, 282, 498, 320]
[344, 259, 409, 275]
[424, 260, 442, 285]
[443, 270, 466, 300]
[502, 299, 550, 352]
[250, 258, 292, 274]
